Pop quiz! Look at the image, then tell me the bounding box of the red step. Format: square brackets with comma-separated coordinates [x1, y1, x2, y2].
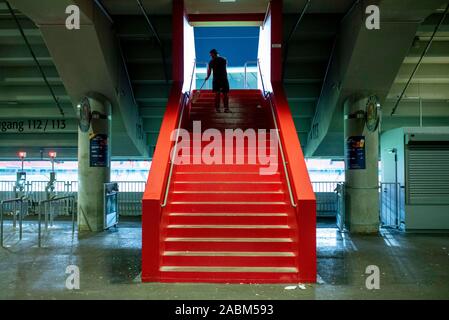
[163, 237, 296, 252]
[166, 212, 289, 225]
[161, 252, 297, 267]
[174, 172, 282, 182]
[170, 191, 286, 202]
[159, 270, 299, 284]
[167, 202, 289, 213]
[175, 164, 276, 173]
[164, 224, 294, 238]
[172, 181, 283, 192]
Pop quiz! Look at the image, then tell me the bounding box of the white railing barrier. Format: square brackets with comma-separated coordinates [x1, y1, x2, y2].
[312, 181, 343, 217]
[0, 180, 145, 216]
[5, 180, 403, 223]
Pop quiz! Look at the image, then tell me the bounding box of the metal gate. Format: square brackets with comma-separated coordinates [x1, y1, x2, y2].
[335, 183, 346, 231]
[312, 182, 342, 218]
[380, 182, 403, 229]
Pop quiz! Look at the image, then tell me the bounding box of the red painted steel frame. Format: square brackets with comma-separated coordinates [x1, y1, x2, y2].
[143, 0, 316, 283]
[142, 0, 185, 282]
[270, 0, 283, 83]
[172, 0, 184, 83]
[188, 13, 265, 23]
[270, 0, 317, 282]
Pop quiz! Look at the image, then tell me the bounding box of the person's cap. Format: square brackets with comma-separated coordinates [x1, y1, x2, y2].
[210, 49, 218, 55]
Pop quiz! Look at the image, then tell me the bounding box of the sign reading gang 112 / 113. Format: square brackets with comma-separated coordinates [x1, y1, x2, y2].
[0, 119, 70, 133]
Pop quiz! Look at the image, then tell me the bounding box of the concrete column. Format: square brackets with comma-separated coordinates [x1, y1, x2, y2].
[77, 93, 111, 232]
[344, 96, 379, 234]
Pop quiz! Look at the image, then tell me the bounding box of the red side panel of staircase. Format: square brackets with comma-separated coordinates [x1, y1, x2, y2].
[142, 83, 184, 282]
[271, 82, 316, 282]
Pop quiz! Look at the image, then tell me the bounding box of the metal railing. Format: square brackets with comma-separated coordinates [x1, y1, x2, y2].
[1, 180, 144, 216]
[380, 182, 403, 229]
[244, 60, 258, 89]
[1, 197, 27, 247]
[312, 181, 344, 217]
[311, 182, 404, 230]
[258, 59, 297, 208]
[25, 181, 77, 203]
[195, 61, 258, 89]
[38, 195, 76, 247]
[116, 181, 145, 215]
[0, 179, 358, 221]
[161, 60, 197, 207]
[0, 181, 15, 201]
[195, 61, 211, 89]
[335, 183, 346, 231]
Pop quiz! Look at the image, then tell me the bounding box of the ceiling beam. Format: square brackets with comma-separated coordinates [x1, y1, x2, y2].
[0, 85, 69, 103]
[395, 64, 449, 83]
[383, 99, 449, 116]
[0, 102, 75, 118]
[388, 83, 449, 100]
[188, 14, 265, 27]
[0, 133, 77, 147]
[407, 41, 449, 59]
[381, 116, 449, 132]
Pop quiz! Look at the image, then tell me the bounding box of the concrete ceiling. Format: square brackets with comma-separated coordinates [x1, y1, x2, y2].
[0, 2, 77, 160]
[100, 0, 356, 15]
[383, 11, 449, 131]
[0, 1, 149, 160]
[307, 3, 449, 158]
[2, 0, 449, 160]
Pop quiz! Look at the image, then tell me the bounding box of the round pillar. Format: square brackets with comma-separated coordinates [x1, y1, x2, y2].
[344, 96, 379, 234]
[77, 93, 111, 232]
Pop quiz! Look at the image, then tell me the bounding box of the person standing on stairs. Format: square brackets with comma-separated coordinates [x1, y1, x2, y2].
[205, 49, 231, 113]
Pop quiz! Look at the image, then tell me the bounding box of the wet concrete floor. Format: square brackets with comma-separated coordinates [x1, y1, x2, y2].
[0, 217, 448, 300]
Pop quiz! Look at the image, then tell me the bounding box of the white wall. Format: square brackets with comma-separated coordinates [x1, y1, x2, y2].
[183, 15, 196, 92]
[381, 128, 405, 185]
[257, 11, 272, 92]
[381, 127, 449, 231]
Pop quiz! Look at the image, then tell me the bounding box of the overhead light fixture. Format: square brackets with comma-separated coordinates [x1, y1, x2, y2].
[220, 0, 236, 2]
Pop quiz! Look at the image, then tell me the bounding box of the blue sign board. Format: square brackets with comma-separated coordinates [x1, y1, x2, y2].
[90, 134, 108, 167]
[346, 136, 366, 170]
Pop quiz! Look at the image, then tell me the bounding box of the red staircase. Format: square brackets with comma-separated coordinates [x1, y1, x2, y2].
[142, 85, 315, 284]
[142, 1, 316, 284]
[158, 90, 301, 283]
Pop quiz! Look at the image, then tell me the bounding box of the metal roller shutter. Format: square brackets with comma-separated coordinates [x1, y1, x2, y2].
[406, 144, 449, 205]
